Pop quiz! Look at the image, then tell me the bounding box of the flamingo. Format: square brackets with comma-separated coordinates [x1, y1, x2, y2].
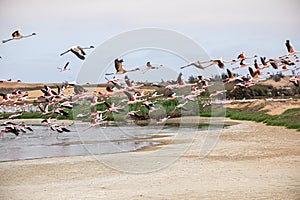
[175, 101, 189, 111]
[105, 59, 140, 75]
[167, 92, 183, 100]
[280, 65, 292, 72]
[269, 59, 279, 69]
[50, 124, 71, 133]
[234, 51, 257, 61]
[123, 91, 146, 105]
[126, 110, 148, 121]
[140, 101, 157, 112]
[285, 40, 299, 55]
[103, 101, 125, 113]
[199, 80, 213, 89]
[230, 80, 256, 92]
[124, 75, 144, 90]
[11, 89, 22, 97]
[203, 58, 232, 69]
[2, 30, 36, 43]
[53, 107, 69, 117]
[38, 103, 51, 115]
[105, 77, 121, 84]
[91, 96, 104, 106]
[41, 85, 57, 97]
[141, 62, 162, 73]
[60, 101, 73, 109]
[248, 67, 261, 79]
[60, 45, 94, 60]
[105, 80, 124, 93]
[18, 122, 33, 133]
[191, 85, 205, 95]
[180, 60, 210, 69]
[0, 93, 12, 103]
[57, 62, 70, 72]
[232, 59, 249, 70]
[254, 59, 267, 71]
[289, 76, 299, 87]
[41, 117, 52, 125]
[0, 125, 19, 136]
[167, 72, 196, 88]
[149, 91, 163, 99]
[223, 69, 244, 83]
[92, 113, 107, 125]
[260, 57, 269, 68]
[14, 92, 28, 103]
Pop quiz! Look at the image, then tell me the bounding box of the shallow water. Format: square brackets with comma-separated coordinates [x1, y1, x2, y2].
[0, 124, 222, 162]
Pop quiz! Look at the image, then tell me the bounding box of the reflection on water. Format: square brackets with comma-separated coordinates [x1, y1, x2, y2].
[0, 124, 218, 162]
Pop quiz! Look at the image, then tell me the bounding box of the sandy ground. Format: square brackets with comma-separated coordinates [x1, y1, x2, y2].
[0, 118, 299, 200]
[226, 98, 300, 115]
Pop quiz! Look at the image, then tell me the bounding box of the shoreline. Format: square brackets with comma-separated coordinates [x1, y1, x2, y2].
[0, 118, 299, 199]
[0, 116, 240, 126]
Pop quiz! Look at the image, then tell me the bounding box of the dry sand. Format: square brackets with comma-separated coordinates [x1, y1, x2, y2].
[226, 98, 300, 115]
[0, 118, 299, 199]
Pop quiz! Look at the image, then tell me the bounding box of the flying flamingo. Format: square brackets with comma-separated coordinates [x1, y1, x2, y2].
[60, 45, 94, 60]
[53, 107, 69, 117]
[18, 122, 33, 133]
[0, 125, 19, 136]
[50, 124, 71, 133]
[285, 40, 299, 55]
[0, 93, 12, 103]
[167, 92, 184, 100]
[252, 59, 269, 72]
[289, 76, 299, 87]
[124, 75, 144, 90]
[41, 117, 52, 125]
[59, 101, 73, 109]
[91, 96, 104, 106]
[248, 67, 261, 79]
[141, 62, 162, 73]
[180, 60, 210, 69]
[149, 91, 163, 99]
[269, 59, 279, 69]
[230, 81, 256, 92]
[260, 57, 269, 68]
[175, 101, 189, 111]
[103, 101, 125, 113]
[57, 62, 70, 72]
[232, 59, 249, 70]
[105, 59, 140, 75]
[123, 91, 146, 105]
[223, 69, 244, 83]
[38, 104, 51, 115]
[234, 51, 257, 61]
[90, 113, 107, 127]
[203, 58, 233, 69]
[2, 30, 36, 43]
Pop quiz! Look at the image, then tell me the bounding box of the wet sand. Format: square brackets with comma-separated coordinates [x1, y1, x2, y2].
[0, 118, 299, 199]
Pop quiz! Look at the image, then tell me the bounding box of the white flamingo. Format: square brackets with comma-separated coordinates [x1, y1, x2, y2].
[105, 59, 140, 75]
[60, 45, 94, 60]
[2, 30, 36, 43]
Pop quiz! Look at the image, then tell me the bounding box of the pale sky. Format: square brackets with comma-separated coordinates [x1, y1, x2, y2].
[0, 0, 299, 83]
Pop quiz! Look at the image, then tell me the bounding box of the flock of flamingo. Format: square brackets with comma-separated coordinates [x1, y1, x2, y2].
[0, 29, 299, 137]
